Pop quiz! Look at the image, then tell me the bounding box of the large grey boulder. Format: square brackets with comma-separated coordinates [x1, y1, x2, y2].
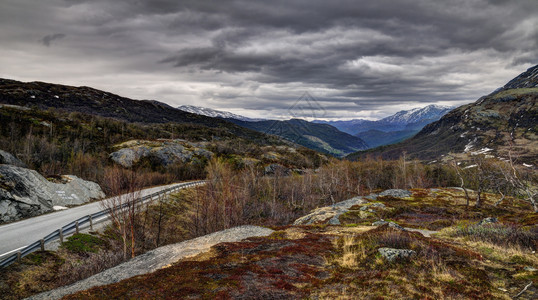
[378, 248, 416, 262]
[109, 147, 151, 168]
[0, 149, 26, 167]
[0, 165, 104, 223]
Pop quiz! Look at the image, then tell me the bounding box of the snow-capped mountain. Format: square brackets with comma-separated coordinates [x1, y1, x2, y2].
[177, 105, 264, 122]
[379, 104, 453, 125]
[316, 104, 454, 135]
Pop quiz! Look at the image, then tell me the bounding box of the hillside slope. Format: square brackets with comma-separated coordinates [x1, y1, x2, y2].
[0, 79, 278, 144]
[229, 118, 369, 156]
[347, 65, 538, 162]
[177, 105, 263, 122]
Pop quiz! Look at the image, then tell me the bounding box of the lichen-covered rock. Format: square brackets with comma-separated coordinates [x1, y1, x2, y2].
[109, 140, 214, 168]
[0, 165, 105, 223]
[378, 248, 416, 262]
[478, 217, 498, 225]
[379, 189, 412, 198]
[293, 196, 366, 225]
[264, 163, 289, 175]
[372, 220, 405, 230]
[0, 149, 26, 167]
[109, 146, 150, 168]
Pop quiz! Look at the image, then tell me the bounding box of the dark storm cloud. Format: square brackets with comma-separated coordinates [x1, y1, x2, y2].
[1, 0, 537, 119]
[40, 33, 66, 46]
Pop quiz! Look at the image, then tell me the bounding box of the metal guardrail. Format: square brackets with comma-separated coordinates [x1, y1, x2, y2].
[0, 181, 205, 268]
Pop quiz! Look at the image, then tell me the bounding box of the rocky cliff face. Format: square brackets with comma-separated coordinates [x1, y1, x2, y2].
[0, 154, 105, 223]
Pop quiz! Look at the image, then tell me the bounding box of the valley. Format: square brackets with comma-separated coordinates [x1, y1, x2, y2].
[0, 28, 536, 300]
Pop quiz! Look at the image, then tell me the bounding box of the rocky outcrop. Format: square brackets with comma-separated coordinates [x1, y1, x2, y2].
[378, 248, 416, 262]
[293, 189, 412, 226]
[293, 196, 366, 225]
[372, 220, 405, 230]
[0, 149, 26, 167]
[263, 163, 290, 176]
[110, 139, 213, 168]
[0, 165, 104, 223]
[478, 217, 498, 225]
[379, 189, 412, 198]
[29, 225, 274, 300]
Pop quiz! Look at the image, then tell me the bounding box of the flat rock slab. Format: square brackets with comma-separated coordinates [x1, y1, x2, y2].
[379, 189, 412, 198]
[28, 225, 273, 300]
[293, 196, 367, 225]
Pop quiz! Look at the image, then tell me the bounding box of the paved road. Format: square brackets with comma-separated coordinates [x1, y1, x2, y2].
[0, 182, 195, 258]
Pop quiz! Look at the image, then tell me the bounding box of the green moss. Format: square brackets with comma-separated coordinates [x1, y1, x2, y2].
[61, 233, 106, 254]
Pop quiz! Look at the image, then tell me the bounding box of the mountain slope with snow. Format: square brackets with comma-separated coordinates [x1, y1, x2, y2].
[177, 105, 263, 122]
[379, 105, 453, 125]
[316, 104, 454, 135]
[347, 64, 538, 162]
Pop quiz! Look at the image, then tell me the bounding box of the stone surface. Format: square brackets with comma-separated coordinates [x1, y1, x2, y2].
[293, 196, 366, 225]
[109, 139, 214, 168]
[478, 217, 498, 225]
[372, 220, 405, 230]
[264, 163, 290, 175]
[0, 149, 26, 167]
[29, 225, 274, 300]
[378, 247, 416, 262]
[0, 165, 104, 223]
[379, 189, 412, 198]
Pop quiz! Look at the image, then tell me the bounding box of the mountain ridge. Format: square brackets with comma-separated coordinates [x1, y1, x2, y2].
[228, 118, 369, 157]
[347, 64, 538, 162]
[177, 105, 264, 122]
[316, 104, 453, 135]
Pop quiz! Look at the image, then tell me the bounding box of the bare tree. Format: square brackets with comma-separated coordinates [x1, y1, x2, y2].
[450, 157, 471, 206]
[101, 167, 143, 260]
[503, 151, 538, 212]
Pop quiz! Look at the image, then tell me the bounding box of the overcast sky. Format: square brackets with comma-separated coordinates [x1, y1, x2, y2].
[1, 0, 537, 120]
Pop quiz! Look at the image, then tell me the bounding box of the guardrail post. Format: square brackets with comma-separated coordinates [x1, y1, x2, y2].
[75, 221, 79, 234]
[16, 251, 21, 262]
[89, 215, 93, 231]
[40, 239, 45, 251]
[59, 228, 64, 243]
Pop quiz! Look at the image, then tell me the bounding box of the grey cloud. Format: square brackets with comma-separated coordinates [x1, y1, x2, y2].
[41, 33, 66, 46]
[1, 0, 537, 119]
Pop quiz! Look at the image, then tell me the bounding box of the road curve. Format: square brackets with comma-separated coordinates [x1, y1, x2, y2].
[0, 182, 195, 258]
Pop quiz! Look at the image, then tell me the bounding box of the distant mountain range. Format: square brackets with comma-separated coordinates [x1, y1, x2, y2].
[314, 105, 453, 148]
[177, 104, 455, 154]
[315, 105, 453, 135]
[347, 64, 538, 162]
[177, 105, 264, 122]
[227, 118, 369, 157]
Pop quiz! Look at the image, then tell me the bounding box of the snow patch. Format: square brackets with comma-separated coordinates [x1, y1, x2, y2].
[53, 206, 68, 211]
[464, 164, 477, 169]
[523, 163, 533, 168]
[471, 148, 493, 155]
[464, 142, 474, 152]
